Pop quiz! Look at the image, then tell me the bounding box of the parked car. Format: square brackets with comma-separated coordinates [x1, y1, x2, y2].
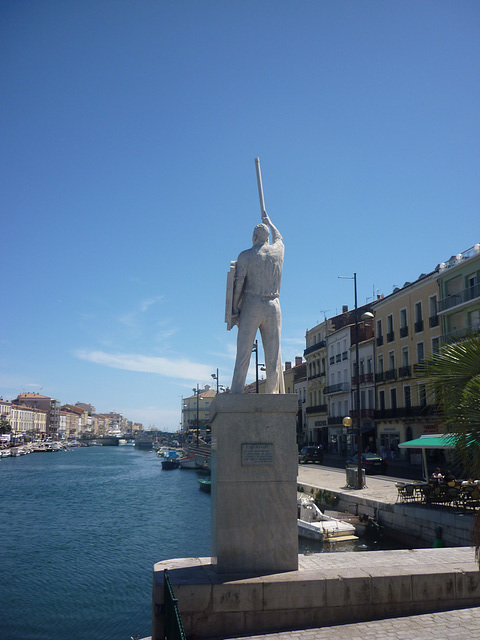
[299, 446, 324, 464]
[345, 453, 388, 475]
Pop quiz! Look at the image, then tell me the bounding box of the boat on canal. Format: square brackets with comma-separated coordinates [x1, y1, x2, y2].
[197, 477, 211, 492]
[297, 495, 357, 542]
[178, 455, 197, 469]
[160, 450, 180, 470]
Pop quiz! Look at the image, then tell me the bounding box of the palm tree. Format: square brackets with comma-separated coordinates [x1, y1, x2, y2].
[418, 332, 480, 562]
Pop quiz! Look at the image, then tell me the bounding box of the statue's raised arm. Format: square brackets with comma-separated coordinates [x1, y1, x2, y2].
[261, 211, 283, 245]
[227, 158, 285, 394]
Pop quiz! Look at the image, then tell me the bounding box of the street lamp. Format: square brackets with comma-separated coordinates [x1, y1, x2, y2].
[193, 385, 203, 448]
[252, 340, 266, 393]
[211, 369, 219, 393]
[340, 273, 374, 489]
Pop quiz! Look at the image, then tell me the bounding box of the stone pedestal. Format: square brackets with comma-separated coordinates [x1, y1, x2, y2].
[210, 393, 298, 574]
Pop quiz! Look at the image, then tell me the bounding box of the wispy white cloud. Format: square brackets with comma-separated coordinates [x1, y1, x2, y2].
[117, 296, 165, 331]
[75, 349, 212, 381]
[140, 296, 163, 313]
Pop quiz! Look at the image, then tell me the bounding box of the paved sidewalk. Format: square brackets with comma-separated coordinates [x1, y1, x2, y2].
[224, 606, 480, 640]
[297, 463, 402, 504]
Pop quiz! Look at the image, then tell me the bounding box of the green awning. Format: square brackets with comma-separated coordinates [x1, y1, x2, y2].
[398, 434, 457, 449]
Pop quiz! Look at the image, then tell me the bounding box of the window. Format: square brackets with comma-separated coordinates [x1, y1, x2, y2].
[402, 347, 409, 367]
[404, 385, 411, 409]
[467, 273, 477, 300]
[387, 314, 394, 342]
[376, 319, 383, 346]
[378, 356, 383, 373]
[390, 388, 397, 410]
[416, 342, 425, 363]
[400, 308, 408, 337]
[388, 351, 395, 370]
[429, 295, 439, 327]
[415, 302, 424, 333]
[418, 384, 427, 407]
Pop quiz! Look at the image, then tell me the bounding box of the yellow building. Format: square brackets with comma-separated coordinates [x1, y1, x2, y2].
[304, 320, 328, 446]
[372, 270, 442, 458]
[9, 404, 47, 438]
[437, 244, 480, 343]
[181, 386, 217, 434]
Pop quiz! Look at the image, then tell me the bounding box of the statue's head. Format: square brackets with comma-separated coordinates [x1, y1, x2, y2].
[252, 223, 269, 245]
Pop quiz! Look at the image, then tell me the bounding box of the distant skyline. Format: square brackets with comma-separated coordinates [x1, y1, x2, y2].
[2, 2, 479, 429]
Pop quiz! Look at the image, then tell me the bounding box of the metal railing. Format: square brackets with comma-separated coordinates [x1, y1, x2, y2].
[438, 283, 480, 312]
[164, 569, 186, 640]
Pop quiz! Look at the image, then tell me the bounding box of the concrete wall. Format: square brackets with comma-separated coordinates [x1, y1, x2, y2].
[152, 548, 480, 640]
[298, 482, 476, 548]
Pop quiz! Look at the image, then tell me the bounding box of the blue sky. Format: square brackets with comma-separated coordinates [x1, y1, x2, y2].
[2, 1, 479, 430]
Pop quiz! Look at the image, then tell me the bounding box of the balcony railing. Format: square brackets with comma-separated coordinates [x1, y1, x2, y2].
[304, 340, 326, 356]
[351, 373, 374, 385]
[376, 335, 384, 346]
[415, 320, 424, 333]
[306, 404, 328, 415]
[400, 326, 409, 338]
[387, 331, 394, 343]
[307, 372, 326, 381]
[438, 283, 480, 313]
[398, 365, 411, 378]
[429, 315, 439, 328]
[350, 408, 375, 419]
[375, 372, 384, 383]
[440, 322, 480, 345]
[385, 368, 397, 381]
[324, 382, 350, 395]
[328, 416, 345, 426]
[374, 404, 437, 420]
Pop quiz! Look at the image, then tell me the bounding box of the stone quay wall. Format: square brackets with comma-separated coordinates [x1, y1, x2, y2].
[153, 548, 480, 640]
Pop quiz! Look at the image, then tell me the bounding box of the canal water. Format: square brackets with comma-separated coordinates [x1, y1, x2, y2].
[0, 445, 400, 640]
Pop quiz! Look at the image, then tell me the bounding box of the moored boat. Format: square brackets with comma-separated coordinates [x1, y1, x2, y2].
[178, 455, 197, 469]
[160, 450, 180, 470]
[297, 495, 357, 542]
[198, 478, 211, 492]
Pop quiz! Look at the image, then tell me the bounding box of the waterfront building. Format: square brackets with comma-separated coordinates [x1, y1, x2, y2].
[92, 413, 110, 437]
[350, 320, 376, 453]
[282, 357, 307, 446]
[0, 398, 11, 423]
[326, 322, 353, 454]
[304, 319, 328, 447]
[181, 386, 217, 435]
[92, 412, 129, 437]
[371, 270, 442, 459]
[9, 404, 47, 439]
[304, 305, 372, 453]
[61, 405, 84, 439]
[13, 393, 60, 437]
[437, 244, 480, 345]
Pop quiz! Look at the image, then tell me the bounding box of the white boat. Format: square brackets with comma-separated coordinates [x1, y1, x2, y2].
[297, 496, 357, 542]
[178, 455, 197, 469]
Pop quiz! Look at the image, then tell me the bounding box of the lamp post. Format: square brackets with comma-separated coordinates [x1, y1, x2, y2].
[193, 385, 203, 448]
[252, 340, 266, 393]
[339, 273, 373, 489]
[211, 369, 219, 393]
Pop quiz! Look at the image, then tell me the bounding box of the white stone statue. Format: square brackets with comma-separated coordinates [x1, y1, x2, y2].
[227, 163, 285, 393]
